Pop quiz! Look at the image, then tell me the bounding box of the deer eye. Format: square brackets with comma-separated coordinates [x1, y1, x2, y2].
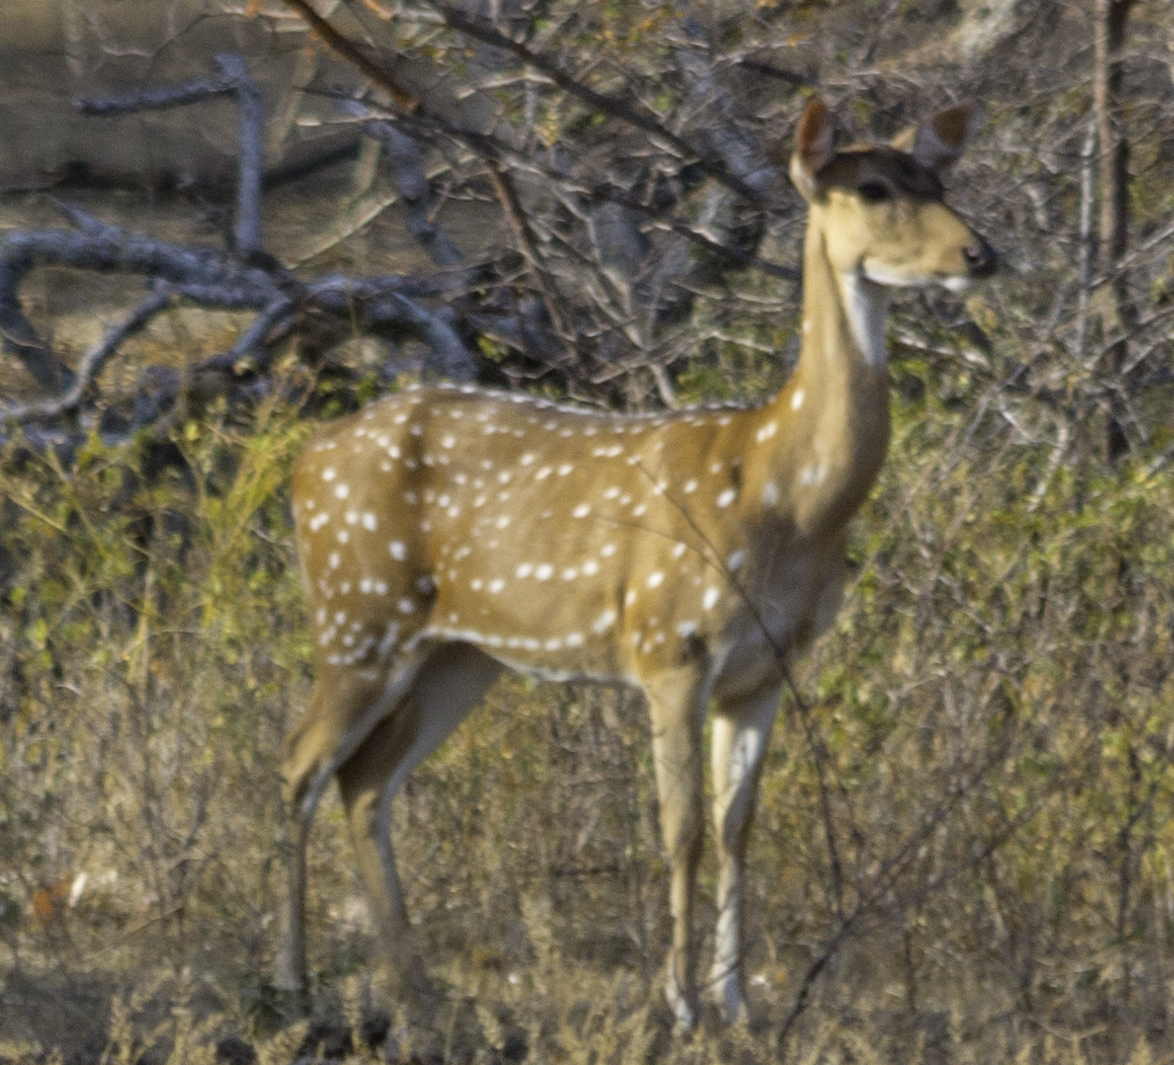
[858, 181, 891, 203]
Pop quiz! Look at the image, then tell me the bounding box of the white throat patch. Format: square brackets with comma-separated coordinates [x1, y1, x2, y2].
[837, 273, 890, 368]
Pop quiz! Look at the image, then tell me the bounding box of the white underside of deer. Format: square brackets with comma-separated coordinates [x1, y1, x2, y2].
[275, 95, 996, 1030]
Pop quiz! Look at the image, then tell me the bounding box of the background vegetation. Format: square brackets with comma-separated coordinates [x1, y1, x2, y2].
[2, 0, 1174, 1063]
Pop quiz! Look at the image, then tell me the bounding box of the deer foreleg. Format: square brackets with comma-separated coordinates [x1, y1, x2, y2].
[708, 682, 781, 1022]
[647, 671, 711, 1030]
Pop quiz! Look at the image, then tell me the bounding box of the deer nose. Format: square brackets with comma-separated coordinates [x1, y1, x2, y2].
[965, 236, 997, 278]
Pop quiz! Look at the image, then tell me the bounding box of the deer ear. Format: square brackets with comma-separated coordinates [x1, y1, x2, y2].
[892, 103, 983, 173]
[790, 97, 837, 201]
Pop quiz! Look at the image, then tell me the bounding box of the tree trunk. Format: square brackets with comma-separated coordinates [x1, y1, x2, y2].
[1093, 0, 1136, 464]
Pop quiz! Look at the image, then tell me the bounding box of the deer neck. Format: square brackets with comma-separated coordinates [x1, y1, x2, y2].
[758, 218, 893, 533]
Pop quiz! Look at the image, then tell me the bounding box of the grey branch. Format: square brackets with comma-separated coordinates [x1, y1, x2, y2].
[76, 54, 266, 254]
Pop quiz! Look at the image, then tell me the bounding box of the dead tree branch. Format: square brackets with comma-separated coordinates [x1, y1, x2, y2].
[2, 4, 813, 450]
[76, 54, 266, 255]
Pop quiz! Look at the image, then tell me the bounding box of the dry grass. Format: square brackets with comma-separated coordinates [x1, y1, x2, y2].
[2, 367, 1173, 1064]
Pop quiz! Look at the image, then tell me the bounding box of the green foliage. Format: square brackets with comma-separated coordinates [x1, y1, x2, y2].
[784, 363, 1174, 1034]
[0, 401, 313, 989]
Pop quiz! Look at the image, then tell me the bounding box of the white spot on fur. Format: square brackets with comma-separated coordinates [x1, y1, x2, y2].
[799, 462, 827, 487]
[592, 609, 617, 634]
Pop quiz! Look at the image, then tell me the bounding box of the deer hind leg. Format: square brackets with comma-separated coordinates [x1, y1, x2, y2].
[336, 642, 504, 1021]
[275, 658, 427, 997]
[646, 669, 711, 1030]
[708, 681, 781, 1023]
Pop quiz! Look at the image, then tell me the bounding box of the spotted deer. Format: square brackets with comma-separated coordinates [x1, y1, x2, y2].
[275, 95, 996, 1029]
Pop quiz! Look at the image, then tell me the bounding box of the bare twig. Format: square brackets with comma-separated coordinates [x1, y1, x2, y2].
[2, 287, 175, 423]
[77, 55, 267, 254]
[362, 100, 798, 280]
[419, 0, 774, 209]
[278, 0, 420, 112]
[0, 210, 281, 391]
[485, 162, 573, 361]
[361, 120, 464, 268]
